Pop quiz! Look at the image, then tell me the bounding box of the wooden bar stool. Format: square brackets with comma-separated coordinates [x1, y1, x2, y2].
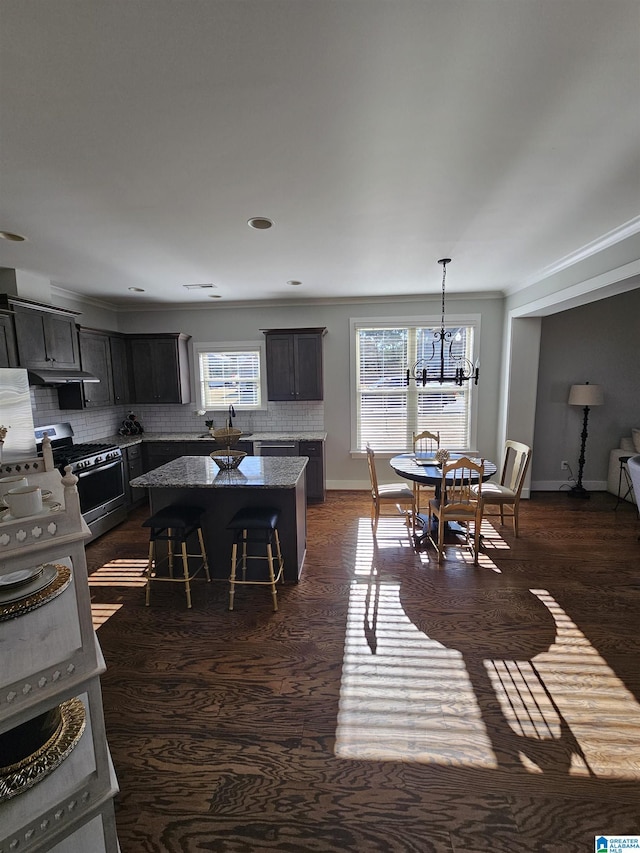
[143, 504, 210, 608]
[227, 507, 284, 611]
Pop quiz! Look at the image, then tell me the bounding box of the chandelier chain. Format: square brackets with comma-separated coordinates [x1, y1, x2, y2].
[440, 259, 447, 331]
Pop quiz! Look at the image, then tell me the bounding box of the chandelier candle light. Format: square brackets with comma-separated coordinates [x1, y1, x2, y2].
[567, 381, 604, 499]
[406, 258, 479, 387]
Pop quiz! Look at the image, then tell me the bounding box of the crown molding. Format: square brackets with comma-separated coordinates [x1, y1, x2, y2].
[50, 284, 119, 313]
[518, 215, 640, 291]
[106, 290, 504, 313]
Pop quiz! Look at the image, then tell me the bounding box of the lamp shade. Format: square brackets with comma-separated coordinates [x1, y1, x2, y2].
[568, 383, 604, 407]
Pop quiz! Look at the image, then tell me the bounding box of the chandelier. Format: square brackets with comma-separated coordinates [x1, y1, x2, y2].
[406, 258, 480, 387]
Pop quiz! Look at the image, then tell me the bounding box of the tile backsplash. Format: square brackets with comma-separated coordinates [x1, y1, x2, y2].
[31, 387, 324, 442]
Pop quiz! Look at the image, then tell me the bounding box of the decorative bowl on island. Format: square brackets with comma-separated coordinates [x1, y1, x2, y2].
[210, 450, 247, 470]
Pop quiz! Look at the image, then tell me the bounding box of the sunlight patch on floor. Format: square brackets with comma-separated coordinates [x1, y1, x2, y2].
[336, 522, 640, 779]
[88, 558, 148, 587]
[336, 519, 497, 767]
[336, 575, 497, 767]
[91, 602, 124, 629]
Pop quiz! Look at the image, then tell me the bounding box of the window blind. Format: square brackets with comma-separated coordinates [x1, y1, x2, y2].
[356, 326, 474, 451]
[198, 348, 262, 409]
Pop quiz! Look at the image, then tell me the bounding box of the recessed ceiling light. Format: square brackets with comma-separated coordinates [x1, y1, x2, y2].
[128, 287, 145, 292]
[248, 217, 273, 230]
[287, 280, 302, 286]
[0, 231, 26, 241]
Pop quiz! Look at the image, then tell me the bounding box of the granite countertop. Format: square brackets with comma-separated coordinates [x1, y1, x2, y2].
[103, 431, 326, 449]
[130, 455, 308, 489]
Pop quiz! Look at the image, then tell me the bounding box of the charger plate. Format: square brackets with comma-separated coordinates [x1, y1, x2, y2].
[0, 698, 86, 801]
[0, 564, 71, 622]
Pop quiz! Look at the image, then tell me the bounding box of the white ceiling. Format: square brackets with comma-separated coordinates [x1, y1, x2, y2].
[1, 0, 639, 308]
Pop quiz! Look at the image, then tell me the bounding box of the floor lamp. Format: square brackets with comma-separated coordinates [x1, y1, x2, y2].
[567, 382, 604, 499]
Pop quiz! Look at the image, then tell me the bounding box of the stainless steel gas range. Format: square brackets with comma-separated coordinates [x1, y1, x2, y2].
[35, 422, 126, 543]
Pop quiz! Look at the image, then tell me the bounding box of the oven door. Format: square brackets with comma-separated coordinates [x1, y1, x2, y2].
[75, 458, 125, 525]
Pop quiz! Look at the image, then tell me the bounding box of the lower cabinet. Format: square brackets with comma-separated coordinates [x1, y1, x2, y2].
[299, 440, 326, 502]
[183, 441, 216, 457]
[123, 443, 145, 508]
[143, 442, 187, 473]
[183, 440, 254, 457]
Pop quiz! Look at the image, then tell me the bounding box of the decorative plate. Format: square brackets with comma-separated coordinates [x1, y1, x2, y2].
[0, 564, 71, 622]
[0, 698, 86, 801]
[0, 566, 44, 591]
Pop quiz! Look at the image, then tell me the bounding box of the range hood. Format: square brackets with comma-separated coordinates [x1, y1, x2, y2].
[27, 368, 100, 385]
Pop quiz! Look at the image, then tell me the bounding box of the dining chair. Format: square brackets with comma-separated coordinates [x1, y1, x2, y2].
[471, 440, 531, 537]
[366, 444, 416, 536]
[427, 456, 485, 563]
[412, 430, 440, 513]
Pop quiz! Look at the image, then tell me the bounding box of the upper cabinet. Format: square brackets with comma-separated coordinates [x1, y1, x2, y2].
[128, 333, 191, 404]
[8, 299, 81, 370]
[0, 311, 18, 368]
[109, 333, 130, 405]
[264, 327, 326, 401]
[57, 327, 115, 410]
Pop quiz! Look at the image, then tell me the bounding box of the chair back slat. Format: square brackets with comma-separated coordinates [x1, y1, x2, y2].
[413, 430, 440, 456]
[501, 440, 532, 495]
[441, 456, 485, 510]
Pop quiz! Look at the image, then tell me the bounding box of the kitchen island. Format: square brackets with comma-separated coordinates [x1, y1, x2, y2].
[130, 455, 308, 582]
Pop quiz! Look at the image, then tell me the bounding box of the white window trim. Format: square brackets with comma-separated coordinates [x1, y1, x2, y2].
[192, 339, 268, 411]
[349, 314, 481, 456]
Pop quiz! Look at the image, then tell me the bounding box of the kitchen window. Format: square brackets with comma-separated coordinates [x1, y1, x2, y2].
[194, 341, 266, 411]
[352, 319, 478, 453]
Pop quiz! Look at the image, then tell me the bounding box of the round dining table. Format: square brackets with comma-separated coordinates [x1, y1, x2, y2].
[389, 453, 497, 548]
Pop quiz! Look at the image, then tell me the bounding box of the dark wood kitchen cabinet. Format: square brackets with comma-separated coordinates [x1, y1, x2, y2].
[264, 327, 326, 401]
[182, 439, 254, 457]
[110, 333, 131, 405]
[183, 441, 216, 457]
[299, 439, 326, 502]
[57, 327, 114, 409]
[128, 333, 191, 404]
[123, 443, 145, 508]
[0, 312, 18, 367]
[9, 299, 81, 370]
[143, 441, 187, 472]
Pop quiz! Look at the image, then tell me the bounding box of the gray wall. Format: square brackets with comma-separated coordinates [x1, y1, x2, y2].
[532, 288, 640, 489]
[118, 293, 504, 489]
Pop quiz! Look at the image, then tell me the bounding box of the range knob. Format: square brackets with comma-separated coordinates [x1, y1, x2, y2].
[95, 456, 103, 465]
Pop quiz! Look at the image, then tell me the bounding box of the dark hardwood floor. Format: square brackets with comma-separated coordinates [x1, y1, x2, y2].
[86, 491, 640, 852]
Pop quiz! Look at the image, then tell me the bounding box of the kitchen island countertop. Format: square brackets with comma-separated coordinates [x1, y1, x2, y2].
[130, 455, 307, 490]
